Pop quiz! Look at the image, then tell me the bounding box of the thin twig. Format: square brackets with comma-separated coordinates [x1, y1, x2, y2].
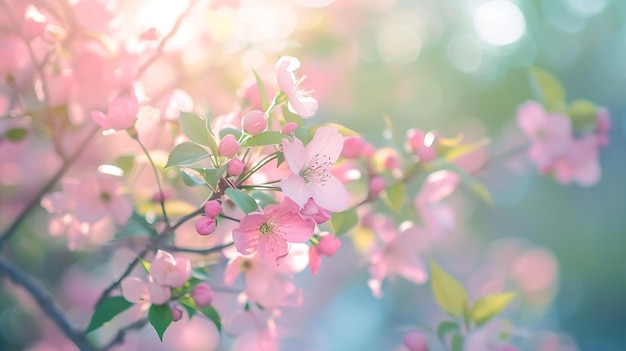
[134, 135, 170, 227]
[0, 256, 96, 351]
[0, 125, 100, 249]
[163, 242, 234, 255]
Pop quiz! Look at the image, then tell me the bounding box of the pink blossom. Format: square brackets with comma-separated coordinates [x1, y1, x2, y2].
[232, 197, 315, 265]
[191, 283, 214, 307]
[242, 110, 268, 135]
[342, 136, 366, 159]
[300, 198, 331, 224]
[195, 216, 217, 236]
[149, 250, 192, 288]
[275, 56, 318, 118]
[517, 101, 572, 172]
[369, 176, 386, 198]
[121, 276, 171, 305]
[596, 107, 610, 147]
[406, 129, 437, 162]
[228, 158, 245, 176]
[403, 331, 428, 351]
[414, 170, 460, 238]
[280, 126, 349, 212]
[552, 135, 601, 186]
[309, 233, 341, 275]
[90, 89, 139, 131]
[281, 122, 298, 135]
[366, 217, 429, 298]
[219, 134, 240, 158]
[204, 200, 222, 218]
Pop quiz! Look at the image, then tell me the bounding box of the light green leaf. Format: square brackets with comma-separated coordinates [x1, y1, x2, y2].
[240, 131, 289, 147]
[444, 138, 491, 162]
[86, 296, 133, 333]
[148, 304, 173, 341]
[567, 99, 597, 130]
[165, 142, 210, 168]
[4, 127, 28, 142]
[197, 305, 222, 332]
[529, 67, 567, 112]
[181, 169, 206, 187]
[451, 334, 464, 351]
[383, 182, 405, 213]
[252, 70, 270, 111]
[202, 165, 228, 190]
[115, 154, 135, 177]
[281, 104, 303, 125]
[437, 321, 460, 342]
[330, 208, 358, 236]
[140, 258, 151, 273]
[179, 112, 210, 146]
[205, 118, 220, 163]
[470, 292, 516, 327]
[293, 126, 313, 145]
[248, 190, 278, 208]
[219, 127, 242, 141]
[430, 260, 468, 317]
[225, 188, 258, 214]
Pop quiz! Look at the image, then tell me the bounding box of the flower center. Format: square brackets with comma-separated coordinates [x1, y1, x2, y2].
[259, 220, 278, 236]
[99, 192, 112, 203]
[299, 153, 333, 185]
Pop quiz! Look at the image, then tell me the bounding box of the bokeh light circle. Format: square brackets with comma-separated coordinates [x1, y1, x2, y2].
[473, 0, 526, 46]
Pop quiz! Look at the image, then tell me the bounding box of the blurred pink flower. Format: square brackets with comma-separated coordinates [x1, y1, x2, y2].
[65, 174, 132, 225]
[464, 320, 517, 351]
[517, 101, 572, 172]
[149, 250, 192, 288]
[232, 197, 315, 265]
[300, 198, 331, 224]
[552, 135, 600, 186]
[403, 331, 428, 351]
[275, 56, 318, 118]
[281, 125, 349, 212]
[406, 129, 437, 162]
[91, 89, 139, 131]
[121, 276, 171, 305]
[308, 232, 341, 275]
[191, 283, 214, 307]
[414, 170, 460, 238]
[242, 110, 268, 135]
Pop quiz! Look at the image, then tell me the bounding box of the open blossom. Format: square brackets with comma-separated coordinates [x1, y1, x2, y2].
[232, 197, 315, 265]
[414, 170, 460, 239]
[552, 135, 601, 186]
[276, 55, 318, 118]
[517, 101, 572, 172]
[121, 276, 171, 305]
[280, 126, 349, 212]
[149, 250, 192, 288]
[90, 89, 138, 131]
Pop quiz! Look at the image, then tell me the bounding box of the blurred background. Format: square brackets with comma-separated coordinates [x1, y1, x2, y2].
[1, 0, 625, 350]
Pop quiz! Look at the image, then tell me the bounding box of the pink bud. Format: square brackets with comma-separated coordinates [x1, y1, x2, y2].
[282, 122, 298, 135]
[218, 134, 240, 158]
[596, 107, 611, 134]
[301, 198, 332, 224]
[203, 200, 222, 218]
[150, 251, 192, 289]
[192, 283, 214, 307]
[369, 176, 386, 197]
[91, 89, 139, 131]
[342, 136, 364, 159]
[242, 110, 268, 135]
[317, 234, 341, 257]
[171, 305, 183, 322]
[403, 331, 428, 351]
[416, 147, 437, 163]
[361, 142, 375, 158]
[140, 27, 158, 41]
[195, 216, 217, 236]
[228, 158, 245, 176]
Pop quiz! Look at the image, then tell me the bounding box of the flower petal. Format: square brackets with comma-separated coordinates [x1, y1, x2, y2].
[306, 126, 344, 165]
[282, 138, 306, 174]
[280, 175, 312, 208]
[233, 214, 266, 255]
[310, 175, 348, 212]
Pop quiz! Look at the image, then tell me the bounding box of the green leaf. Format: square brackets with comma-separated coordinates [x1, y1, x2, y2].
[165, 142, 210, 168]
[198, 305, 222, 332]
[528, 67, 567, 112]
[179, 111, 211, 146]
[568, 99, 598, 130]
[225, 188, 258, 214]
[140, 258, 151, 273]
[383, 181, 405, 213]
[330, 208, 358, 236]
[470, 292, 516, 327]
[240, 131, 289, 147]
[444, 138, 491, 162]
[451, 334, 464, 351]
[179, 297, 198, 320]
[252, 70, 270, 111]
[294, 126, 313, 145]
[219, 127, 242, 141]
[86, 296, 133, 333]
[281, 103, 303, 125]
[205, 118, 220, 164]
[115, 155, 135, 177]
[437, 321, 460, 342]
[248, 190, 278, 208]
[4, 127, 28, 142]
[181, 169, 206, 187]
[148, 304, 173, 341]
[202, 165, 228, 190]
[430, 260, 468, 317]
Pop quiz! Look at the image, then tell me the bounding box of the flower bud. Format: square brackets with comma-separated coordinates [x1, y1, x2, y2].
[403, 331, 428, 351]
[301, 198, 332, 224]
[596, 107, 611, 134]
[342, 136, 364, 159]
[195, 216, 217, 236]
[150, 251, 192, 289]
[171, 304, 183, 322]
[317, 234, 341, 257]
[242, 110, 268, 135]
[203, 200, 222, 218]
[192, 283, 214, 307]
[282, 122, 298, 135]
[369, 176, 386, 198]
[228, 158, 245, 176]
[218, 134, 240, 158]
[91, 89, 139, 131]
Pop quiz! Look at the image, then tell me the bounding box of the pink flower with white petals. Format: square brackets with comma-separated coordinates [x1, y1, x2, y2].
[90, 89, 138, 131]
[517, 101, 573, 172]
[232, 197, 315, 265]
[552, 135, 601, 186]
[414, 170, 460, 239]
[121, 276, 171, 305]
[280, 126, 349, 212]
[276, 56, 318, 118]
[149, 250, 192, 289]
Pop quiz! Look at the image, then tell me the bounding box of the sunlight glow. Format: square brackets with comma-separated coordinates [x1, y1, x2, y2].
[473, 0, 526, 46]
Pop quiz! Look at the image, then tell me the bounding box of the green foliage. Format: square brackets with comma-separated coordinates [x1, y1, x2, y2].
[450, 334, 464, 351]
[225, 188, 258, 214]
[115, 154, 135, 177]
[437, 321, 460, 341]
[470, 292, 516, 327]
[165, 142, 210, 168]
[430, 261, 468, 317]
[383, 181, 405, 213]
[330, 208, 358, 236]
[148, 304, 173, 341]
[86, 296, 133, 333]
[181, 169, 206, 187]
[179, 112, 211, 146]
[293, 126, 313, 144]
[179, 298, 222, 332]
[240, 131, 289, 147]
[4, 127, 28, 142]
[528, 67, 566, 112]
[140, 258, 151, 273]
[252, 70, 270, 111]
[202, 165, 228, 190]
[568, 99, 598, 130]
